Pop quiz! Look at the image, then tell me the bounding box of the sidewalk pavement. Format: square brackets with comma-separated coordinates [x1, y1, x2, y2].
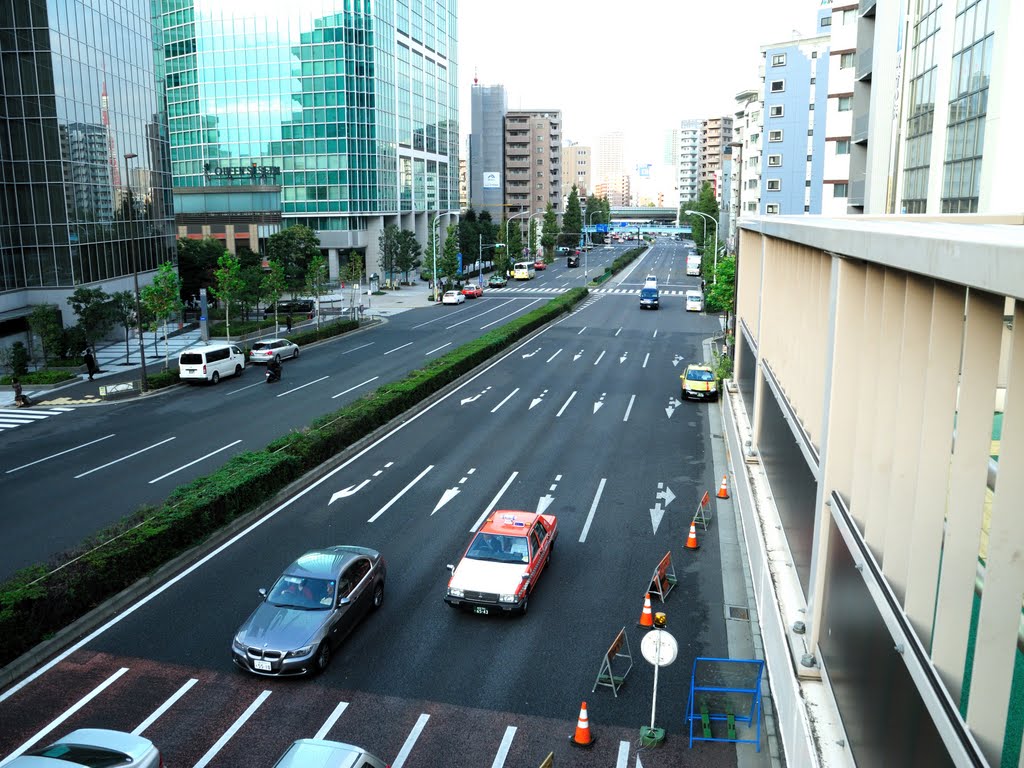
[1, 282, 438, 408]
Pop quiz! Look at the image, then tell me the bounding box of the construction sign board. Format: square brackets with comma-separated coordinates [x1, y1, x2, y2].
[649, 551, 678, 602]
[593, 626, 633, 697]
[693, 490, 713, 531]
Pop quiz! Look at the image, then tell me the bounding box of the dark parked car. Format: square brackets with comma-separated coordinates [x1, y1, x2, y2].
[264, 299, 315, 317]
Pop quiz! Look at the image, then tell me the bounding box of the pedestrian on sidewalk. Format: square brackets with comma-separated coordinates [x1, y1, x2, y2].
[84, 348, 98, 380]
[286, 314, 293, 333]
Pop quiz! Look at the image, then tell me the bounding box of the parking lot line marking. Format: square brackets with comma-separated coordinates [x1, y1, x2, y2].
[643, 352, 650, 369]
[332, 376, 379, 399]
[313, 701, 349, 741]
[192, 690, 271, 768]
[276, 375, 330, 398]
[133, 678, 197, 735]
[74, 437, 176, 479]
[471, 471, 519, 532]
[490, 726, 517, 768]
[490, 387, 520, 413]
[149, 440, 242, 484]
[2, 667, 129, 763]
[623, 394, 636, 422]
[368, 464, 434, 523]
[556, 391, 576, 417]
[594, 350, 606, 366]
[384, 341, 414, 355]
[546, 348, 562, 363]
[392, 713, 429, 768]
[6, 433, 115, 474]
[426, 342, 452, 356]
[579, 478, 607, 543]
[617, 740, 630, 767]
[341, 342, 375, 353]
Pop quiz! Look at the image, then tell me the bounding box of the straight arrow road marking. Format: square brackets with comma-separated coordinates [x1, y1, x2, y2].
[537, 494, 554, 514]
[529, 389, 547, 410]
[594, 393, 606, 414]
[619, 351, 628, 364]
[432, 487, 460, 515]
[574, 349, 584, 361]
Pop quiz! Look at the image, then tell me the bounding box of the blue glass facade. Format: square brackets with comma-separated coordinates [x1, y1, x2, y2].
[0, 0, 175, 298]
[159, 0, 457, 238]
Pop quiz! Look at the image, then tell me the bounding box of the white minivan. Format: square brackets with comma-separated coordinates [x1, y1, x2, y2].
[178, 344, 246, 384]
[686, 255, 702, 276]
[685, 290, 704, 312]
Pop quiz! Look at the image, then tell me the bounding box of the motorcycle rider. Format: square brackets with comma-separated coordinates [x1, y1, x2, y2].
[266, 358, 282, 382]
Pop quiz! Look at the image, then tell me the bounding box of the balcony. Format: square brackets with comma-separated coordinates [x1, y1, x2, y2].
[856, 46, 873, 81]
[848, 178, 865, 207]
[852, 113, 869, 144]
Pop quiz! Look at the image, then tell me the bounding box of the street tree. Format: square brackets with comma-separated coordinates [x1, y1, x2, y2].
[459, 208, 479, 268]
[265, 224, 321, 294]
[541, 203, 558, 257]
[140, 262, 183, 367]
[211, 250, 244, 339]
[377, 223, 400, 287]
[559, 185, 583, 249]
[109, 291, 137, 362]
[341, 251, 364, 313]
[504, 217, 524, 264]
[704, 254, 736, 315]
[528, 217, 538, 258]
[66, 287, 114, 350]
[304, 252, 329, 330]
[681, 182, 720, 256]
[175, 236, 222, 303]
[28, 305, 65, 365]
[262, 258, 288, 330]
[438, 223, 461, 290]
[396, 229, 421, 284]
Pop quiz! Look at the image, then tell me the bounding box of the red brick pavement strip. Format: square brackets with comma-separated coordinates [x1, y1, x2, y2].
[1, 654, 740, 768]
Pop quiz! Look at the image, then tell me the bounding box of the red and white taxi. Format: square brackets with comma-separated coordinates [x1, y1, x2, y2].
[444, 510, 557, 615]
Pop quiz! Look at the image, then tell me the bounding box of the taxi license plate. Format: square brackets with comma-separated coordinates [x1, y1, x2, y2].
[253, 659, 272, 671]
[473, 606, 489, 615]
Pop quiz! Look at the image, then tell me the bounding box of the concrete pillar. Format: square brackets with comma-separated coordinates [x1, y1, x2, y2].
[328, 248, 340, 283]
[365, 216, 384, 283]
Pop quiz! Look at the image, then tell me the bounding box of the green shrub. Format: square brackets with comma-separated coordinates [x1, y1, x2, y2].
[145, 370, 179, 390]
[1, 369, 77, 385]
[0, 287, 587, 666]
[9, 342, 29, 376]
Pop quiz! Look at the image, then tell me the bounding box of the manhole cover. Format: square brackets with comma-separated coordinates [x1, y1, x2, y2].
[726, 605, 750, 621]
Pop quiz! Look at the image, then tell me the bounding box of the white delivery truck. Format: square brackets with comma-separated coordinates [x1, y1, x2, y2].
[686, 254, 702, 276]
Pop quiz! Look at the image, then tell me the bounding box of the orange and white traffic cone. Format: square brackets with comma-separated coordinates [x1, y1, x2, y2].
[570, 701, 595, 748]
[638, 592, 654, 628]
[717, 474, 730, 499]
[686, 522, 700, 550]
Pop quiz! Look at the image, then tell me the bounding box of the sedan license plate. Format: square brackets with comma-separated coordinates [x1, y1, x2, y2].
[473, 606, 489, 615]
[253, 659, 272, 671]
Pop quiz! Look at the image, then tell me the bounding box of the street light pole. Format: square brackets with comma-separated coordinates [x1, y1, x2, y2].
[528, 211, 544, 260]
[123, 152, 148, 391]
[685, 209, 719, 284]
[432, 214, 441, 301]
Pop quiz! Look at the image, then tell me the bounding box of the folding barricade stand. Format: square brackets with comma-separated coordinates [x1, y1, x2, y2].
[692, 490, 713, 531]
[648, 551, 677, 603]
[592, 626, 633, 697]
[685, 657, 765, 751]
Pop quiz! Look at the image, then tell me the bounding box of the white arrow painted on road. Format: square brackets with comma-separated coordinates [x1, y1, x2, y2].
[329, 478, 370, 505]
[665, 397, 681, 418]
[619, 352, 628, 364]
[672, 354, 685, 367]
[537, 494, 554, 514]
[594, 392, 606, 414]
[461, 386, 491, 405]
[431, 487, 460, 515]
[650, 502, 665, 535]
[522, 347, 541, 358]
[574, 349, 584, 361]
[656, 483, 676, 507]
[529, 389, 548, 410]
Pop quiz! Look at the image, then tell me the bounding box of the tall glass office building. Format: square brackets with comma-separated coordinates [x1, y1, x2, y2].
[159, 0, 459, 277]
[0, 0, 175, 334]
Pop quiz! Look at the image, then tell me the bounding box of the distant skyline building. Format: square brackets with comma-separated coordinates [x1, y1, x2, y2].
[469, 82, 508, 219]
[561, 142, 592, 200]
[595, 131, 625, 188]
[700, 116, 734, 205]
[504, 110, 563, 228]
[677, 119, 703, 204]
[159, 0, 459, 279]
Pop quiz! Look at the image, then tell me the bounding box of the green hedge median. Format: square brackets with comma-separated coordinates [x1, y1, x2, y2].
[0, 288, 587, 668]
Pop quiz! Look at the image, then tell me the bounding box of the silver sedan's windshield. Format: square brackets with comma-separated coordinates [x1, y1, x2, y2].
[268, 575, 334, 609]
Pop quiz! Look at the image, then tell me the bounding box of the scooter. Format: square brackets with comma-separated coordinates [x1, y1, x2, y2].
[265, 362, 282, 383]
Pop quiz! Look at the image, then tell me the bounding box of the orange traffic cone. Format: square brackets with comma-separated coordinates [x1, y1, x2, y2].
[570, 701, 595, 748]
[717, 474, 730, 499]
[638, 592, 654, 628]
[686, 522, 700, 550]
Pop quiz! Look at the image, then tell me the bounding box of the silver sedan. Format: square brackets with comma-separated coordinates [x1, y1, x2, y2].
[232, 546, 386, 676]
[249, 338, 300, 364]
[6, 729, 161, 767]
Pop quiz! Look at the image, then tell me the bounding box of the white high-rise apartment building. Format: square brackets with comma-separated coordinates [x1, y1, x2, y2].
[822, 2, 857, 215]
[731, 87, 762, 242]
[595, 131, 625, 187]
[677, 119, 702, 203]
[561, 142, 591, 199]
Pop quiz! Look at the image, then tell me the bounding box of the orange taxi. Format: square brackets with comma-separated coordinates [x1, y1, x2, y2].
[444, 510, 558, 615]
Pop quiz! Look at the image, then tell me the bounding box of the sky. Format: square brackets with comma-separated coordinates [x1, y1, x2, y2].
[458, 0, 820, 166]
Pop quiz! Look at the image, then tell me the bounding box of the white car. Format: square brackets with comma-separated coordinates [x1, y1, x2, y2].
[441, 290, 465, 305]
[249, 338, 300, 364]
[5, 729, 162, 767]
[685, 289, 704, 312]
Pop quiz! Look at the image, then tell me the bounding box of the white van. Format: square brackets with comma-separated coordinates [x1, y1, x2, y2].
[178, 344, 246, 384]
[685, 290, 704, 313]
[686, 255, 702, 276]
[644, 274, 658, 288]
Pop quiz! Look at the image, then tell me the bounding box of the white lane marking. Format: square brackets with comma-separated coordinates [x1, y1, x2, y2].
[426, 342, 452, 355]
[332, 376, 379, 399]
[471, 471, 519, 532]
[490, 387, 520, 413]
[480, 299, 542, 329]
[491, 726, 517, 768]
[6, 433, 115, 474]
[615, 327, 622, 337]
[0, 323, 560, 706]
[555, 474, 562, 481]
[49, 407, 75, 412]
[149, 440, 242, 484]
[0, 410, 51, 420]
[392, 713, 430, 768]
[556, 391, 576, 417]
[653, 329, 658, 339]
[579, 478, 607, 543]
[1, 667, 129, 764]
[226, 378, 268, 395]
[74, 437, 177, 479]
[623, 394, 636, 422]
[384, 342, 414, 355]
[594, 350, 606, 366]
[577, 326, 588, 335]
[313, 701, 349, 741]
[545, 348, 562, 363]
[447, 299, 518, 329]
[133, 678, 198, 735]
[341, 342, 375, 353]
[276, 375, 330, 397]
[192, 690, 272, 768]
[367, 464, 434, 523]
[643, 352, 650, 369]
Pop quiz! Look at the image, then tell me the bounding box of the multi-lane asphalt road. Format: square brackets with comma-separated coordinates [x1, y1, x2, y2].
[1, 239, 750, 767]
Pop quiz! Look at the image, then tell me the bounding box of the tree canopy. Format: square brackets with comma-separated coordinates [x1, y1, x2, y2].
[265, 224, 321, 294]
[559, 186, 583, 248]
